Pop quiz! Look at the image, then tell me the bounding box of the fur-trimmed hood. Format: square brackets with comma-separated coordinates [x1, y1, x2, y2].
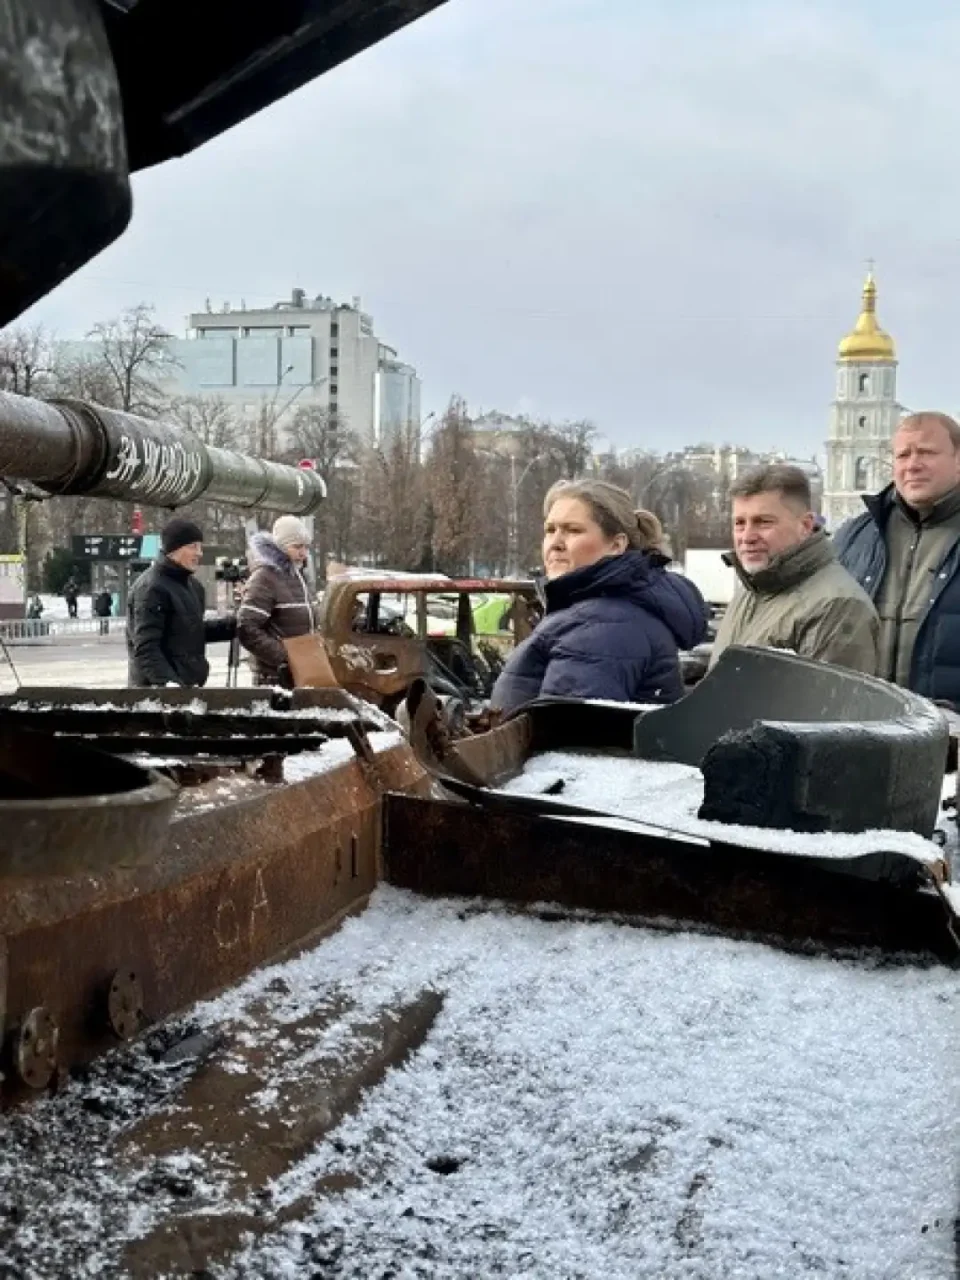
[248, 532, 298, 574]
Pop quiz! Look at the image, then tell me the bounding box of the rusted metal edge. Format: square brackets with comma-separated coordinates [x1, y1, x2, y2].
[382, 793, 960, 964]
[0, 743, 429, 1102]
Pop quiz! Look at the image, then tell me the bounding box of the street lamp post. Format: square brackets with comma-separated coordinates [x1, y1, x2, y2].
[507, 453, 546, 577]
[415, 410, 436, 461]
[475, 446, 546, 577]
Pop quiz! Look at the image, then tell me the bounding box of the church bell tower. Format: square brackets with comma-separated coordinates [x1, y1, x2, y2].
[824, 270, 901, 529]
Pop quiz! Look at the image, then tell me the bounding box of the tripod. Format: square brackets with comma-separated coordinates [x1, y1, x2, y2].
[226, 630, 242, 688]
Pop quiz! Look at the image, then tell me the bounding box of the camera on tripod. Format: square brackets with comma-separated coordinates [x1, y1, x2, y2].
[216, 557, 249, 584]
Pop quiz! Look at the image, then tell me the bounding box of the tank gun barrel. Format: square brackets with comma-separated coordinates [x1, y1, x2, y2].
[0, 391, 325, 514]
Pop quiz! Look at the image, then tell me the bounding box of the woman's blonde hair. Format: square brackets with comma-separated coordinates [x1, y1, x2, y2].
[543, 479, 663, 552]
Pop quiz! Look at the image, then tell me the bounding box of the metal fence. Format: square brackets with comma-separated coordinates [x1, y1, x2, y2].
[0, 618, 128, 644]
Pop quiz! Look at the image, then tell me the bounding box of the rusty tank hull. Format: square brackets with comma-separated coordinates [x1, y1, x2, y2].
[0, 687, 431, 1099]
[0, 646, 957, 1105]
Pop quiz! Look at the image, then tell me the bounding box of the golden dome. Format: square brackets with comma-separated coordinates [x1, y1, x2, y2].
[837, 270, 896, 363]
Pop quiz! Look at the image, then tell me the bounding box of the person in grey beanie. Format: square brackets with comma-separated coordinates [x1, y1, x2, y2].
[238, 515, 316, 687]
[127, 517, 236, 687]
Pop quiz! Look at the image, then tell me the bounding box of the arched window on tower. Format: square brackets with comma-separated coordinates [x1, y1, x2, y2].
[859, 373, 869, 394]
[854, 457, 870, 490]
[857, 415, 867, 433]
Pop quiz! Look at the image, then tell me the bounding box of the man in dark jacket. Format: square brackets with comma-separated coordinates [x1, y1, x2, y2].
[93, 589, 113, 635]
[834, 411, 960, 705]
[127, 517, 235, 687]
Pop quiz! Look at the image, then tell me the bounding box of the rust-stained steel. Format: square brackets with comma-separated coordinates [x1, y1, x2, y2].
[382, 793, 960, 963]
[403, 677, 531, 787]
[0, 739, 429, 1102]
[391, 682, 958, 957]
[0, 686, 389, 764]
[0, 724, 179, 876]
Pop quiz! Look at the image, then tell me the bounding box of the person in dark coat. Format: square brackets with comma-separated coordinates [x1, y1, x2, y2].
[126, 517, 235, 687]
[63, 579, 79, 619]
[490, 480, 709, 715]
[834, 411, 960, 706]
[238, 515, 316, 687]
[93, 589, 113, 635]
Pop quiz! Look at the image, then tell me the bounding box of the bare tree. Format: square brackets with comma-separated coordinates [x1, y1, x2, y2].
[167, 396, 247, 548]
[24, 306, 176, 580]
[354, 422, 429, 570]
[171, 395, 240, 450]
[543, 418, 597, 479]
[0, 326, 57, 552]
[283, 405, 360, 581]
[285, 404, 356, 474]
[0, 324, 54, 397]
[51, 351, 122, 406]
[425, 398, 478, 575]
[646, 466, 711, 562]
[86, 303, 175, 413]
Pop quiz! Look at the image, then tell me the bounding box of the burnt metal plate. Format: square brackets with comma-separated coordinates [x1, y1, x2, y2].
[0, 724, 178, 874]
[382, 793, 959, 963]
[634, 647, 949, 837]
[0, 742, 429, 1097]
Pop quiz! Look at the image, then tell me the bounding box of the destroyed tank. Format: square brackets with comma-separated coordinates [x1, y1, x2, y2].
[0, 3, 956, 1277]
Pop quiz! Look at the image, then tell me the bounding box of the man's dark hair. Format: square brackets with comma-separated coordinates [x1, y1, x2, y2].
[730, 464, 812, 512]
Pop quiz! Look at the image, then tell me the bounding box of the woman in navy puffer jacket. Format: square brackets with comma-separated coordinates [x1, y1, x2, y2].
[491, 479, 708, 715]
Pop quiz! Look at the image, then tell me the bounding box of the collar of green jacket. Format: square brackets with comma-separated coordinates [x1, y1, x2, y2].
[863, 481, 960, 529]
[896, 486, 960, 527]
[726, 528, 835, 595]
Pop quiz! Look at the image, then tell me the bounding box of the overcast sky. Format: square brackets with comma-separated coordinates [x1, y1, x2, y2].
[22, 0, 960, 455]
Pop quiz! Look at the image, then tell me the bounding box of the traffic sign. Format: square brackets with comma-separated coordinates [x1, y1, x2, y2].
[72, 534, 143, 561]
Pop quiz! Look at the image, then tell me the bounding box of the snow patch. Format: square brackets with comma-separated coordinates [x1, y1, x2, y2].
[498, 750, 945, 866]
[282, 729, 404, 782]
[207, 887, 959, 1279]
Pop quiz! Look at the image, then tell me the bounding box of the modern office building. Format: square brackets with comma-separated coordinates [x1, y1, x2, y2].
[61, 289, 421, 448]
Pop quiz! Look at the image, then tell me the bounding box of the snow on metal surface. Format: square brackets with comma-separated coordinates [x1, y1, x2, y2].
[207, 888, 958, 1278]
[282, 728, 404, 782]
[0, 888, 955, 1277]
[499, 750, 946, 866]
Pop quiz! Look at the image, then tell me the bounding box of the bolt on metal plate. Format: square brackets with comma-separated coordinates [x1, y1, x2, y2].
[15, 1007, 59, 1090]
[108, 969, 144, 1040]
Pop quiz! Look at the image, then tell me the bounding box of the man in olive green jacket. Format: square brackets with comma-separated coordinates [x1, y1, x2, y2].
[710, 464, 879, 674]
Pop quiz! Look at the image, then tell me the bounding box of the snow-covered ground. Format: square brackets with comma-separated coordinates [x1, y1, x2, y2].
[0, 888, 955, 1279]
[37, 592, 93, 619]
[0, 641, 252, 691]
